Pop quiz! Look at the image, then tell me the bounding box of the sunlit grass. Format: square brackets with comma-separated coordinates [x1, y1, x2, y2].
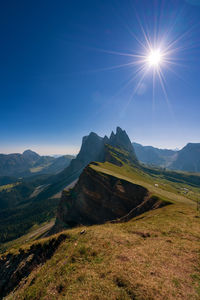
[0, 182, 19, 192]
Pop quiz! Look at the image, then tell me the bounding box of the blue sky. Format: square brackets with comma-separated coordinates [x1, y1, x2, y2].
[0, 0, 200, 154]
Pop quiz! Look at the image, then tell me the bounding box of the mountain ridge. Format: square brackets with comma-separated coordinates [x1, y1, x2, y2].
[0, 150, 74, 177]
[170, 142, 200, 172]
[132, 141, 200, 172]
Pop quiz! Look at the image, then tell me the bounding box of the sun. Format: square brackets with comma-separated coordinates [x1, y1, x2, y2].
[147, 49, 162, 67]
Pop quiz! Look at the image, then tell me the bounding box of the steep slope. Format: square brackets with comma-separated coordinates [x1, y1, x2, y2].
[133, 142, 176, 167]
[35, 132, 107, 201]
[53, 141, 167, 230]
[55, 163, 166, 230]
[170, 143, 200, 172]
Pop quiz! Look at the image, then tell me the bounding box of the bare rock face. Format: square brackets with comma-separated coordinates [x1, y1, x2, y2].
[109, 127, 137, 156]
[55, 165, 163, 229]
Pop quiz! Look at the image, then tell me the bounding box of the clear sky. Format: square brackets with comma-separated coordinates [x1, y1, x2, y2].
[0, 0, 200, 155]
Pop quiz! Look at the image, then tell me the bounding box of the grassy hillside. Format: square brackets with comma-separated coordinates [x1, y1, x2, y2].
[1, 157, 200, 299]
[2, 203, 200, 300]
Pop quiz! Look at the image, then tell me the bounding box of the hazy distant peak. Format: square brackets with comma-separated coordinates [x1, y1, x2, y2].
[23, 149, 38, 154]
[22, 149, 40, 159]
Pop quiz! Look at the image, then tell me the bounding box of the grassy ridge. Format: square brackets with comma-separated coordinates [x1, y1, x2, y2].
[91, 162, 199, 206]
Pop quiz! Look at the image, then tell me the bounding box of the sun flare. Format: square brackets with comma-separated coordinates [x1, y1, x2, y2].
[147, 49, 162, 67]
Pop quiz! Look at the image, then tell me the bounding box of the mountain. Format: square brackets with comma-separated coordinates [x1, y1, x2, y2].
[36, 127, 138, 201]
[132, 142, 177, 167]
[0, 127, 138, 243]
[0, 150, 74, 177]
[54, 131, 200, 231]
[1, 127, 199, 246]
[110, 127, 136, 154]
[22, 149, 40, 161]
[55, 163, 165, 230]
[170, 143, 200, 172]
[133, 142, 200, 173]
[33, 155, 75, 175]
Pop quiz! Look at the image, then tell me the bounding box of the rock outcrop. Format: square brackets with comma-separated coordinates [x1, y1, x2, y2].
[55, 165, 165, 229]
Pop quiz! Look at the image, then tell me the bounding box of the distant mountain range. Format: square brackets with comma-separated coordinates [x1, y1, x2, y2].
[0, 150, 74, 177]
[170, 143, 200, 172]
[1, 137, 199, 180]
[132, 143, 177, 167]
[132, 142, 200, 172]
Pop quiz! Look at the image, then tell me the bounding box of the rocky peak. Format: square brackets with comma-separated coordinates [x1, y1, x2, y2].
[39, 127, 139, 199]
[77, 132, 104, 163]
[108, 127, 137, 158]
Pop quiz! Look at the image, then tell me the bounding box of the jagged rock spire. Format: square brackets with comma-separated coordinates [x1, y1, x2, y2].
[108, 127, 136, 154]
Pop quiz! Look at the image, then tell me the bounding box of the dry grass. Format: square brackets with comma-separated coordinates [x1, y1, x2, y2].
[6, 203, 200, 300]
